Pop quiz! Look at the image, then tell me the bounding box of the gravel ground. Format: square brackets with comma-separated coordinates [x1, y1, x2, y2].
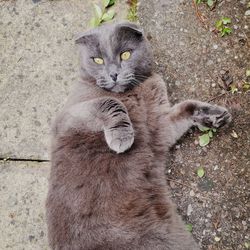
[139, 0, 250, 249]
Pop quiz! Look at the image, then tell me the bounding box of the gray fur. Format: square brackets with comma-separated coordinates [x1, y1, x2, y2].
[76, 22, 153, 93]
[46, 21, 232, 250]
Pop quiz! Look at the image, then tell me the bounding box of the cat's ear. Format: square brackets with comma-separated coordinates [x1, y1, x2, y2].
[116, 22, 143, 38]
[75, 32, 97, 45]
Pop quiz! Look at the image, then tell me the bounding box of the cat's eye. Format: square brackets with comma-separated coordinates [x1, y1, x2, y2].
[93, 57, 104, 65]
[121, 51, 131, 61]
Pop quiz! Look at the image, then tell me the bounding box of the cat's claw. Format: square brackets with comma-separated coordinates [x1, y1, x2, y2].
[104, 126, 134, 154]
[193, 104, 232, 128]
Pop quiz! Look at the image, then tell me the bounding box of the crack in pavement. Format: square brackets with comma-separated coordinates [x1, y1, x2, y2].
[0, 157, 50, 163]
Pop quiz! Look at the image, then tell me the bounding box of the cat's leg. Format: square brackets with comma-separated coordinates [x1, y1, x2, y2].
[165, 100, 232, 146]
[54, 97, 134, 153]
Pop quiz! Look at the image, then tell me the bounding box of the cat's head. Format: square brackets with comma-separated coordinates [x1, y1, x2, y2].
[76, 22, 153, 93]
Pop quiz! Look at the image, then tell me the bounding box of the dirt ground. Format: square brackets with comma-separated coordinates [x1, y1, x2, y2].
[139, 0, 249, 249]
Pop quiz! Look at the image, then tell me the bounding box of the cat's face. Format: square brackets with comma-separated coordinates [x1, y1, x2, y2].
[76, 22, 153, 93]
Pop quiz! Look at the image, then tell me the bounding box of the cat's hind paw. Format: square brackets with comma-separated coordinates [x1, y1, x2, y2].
[104, 124, 134, 154]
[193, 104, 232, 128]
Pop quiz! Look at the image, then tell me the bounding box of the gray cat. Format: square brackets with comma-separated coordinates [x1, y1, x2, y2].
[46, 22, 231, 250]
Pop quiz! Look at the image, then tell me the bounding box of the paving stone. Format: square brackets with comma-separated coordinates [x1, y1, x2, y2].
[0, 161, 49, 250]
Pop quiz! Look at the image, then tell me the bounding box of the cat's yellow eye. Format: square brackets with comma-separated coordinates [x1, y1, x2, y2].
[93, 57, 104, 65]
[121, 51, 131, 61]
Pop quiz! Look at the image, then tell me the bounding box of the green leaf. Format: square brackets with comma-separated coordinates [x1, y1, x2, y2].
[212, 128, 217, 132]
[222, 17, 231, 25]
[208, 130, 213, 138]
[198, 126, 210, 132]
[207, 0, 214, 7]
[230, 84, 238, 93]
[89, 17, 100, 27]
[197, 167, 205, 178]
[245, 242, 250, 249]
[221, 27, 232, 37]
[199, 133, 210, 147]
[186, 223, 193, 232]
[221, 30, 226, 37]
[215, 20, 222, 29]
[223, 27, 232, 34]
[101, 9, 115, 21]
[108, 0, 116, 6]
[246, 69, 250, 77]
[102, 0, 110, 8]
[93, 4, 103, 20]
[243, 82, 250, 91]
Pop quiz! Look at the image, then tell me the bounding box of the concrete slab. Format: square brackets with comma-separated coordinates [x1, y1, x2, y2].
[0, 161, 49, 250]
[0, 0, 128, 160]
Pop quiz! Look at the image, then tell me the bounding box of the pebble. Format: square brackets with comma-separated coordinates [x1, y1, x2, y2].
[213, 44, 218, 50]
[207, 60, 213, 66]
[169, 181, 176, 189]
[245, 10, 250, 16]
[175, 80, 181, 86]
[212, 83, 216, 87]
[214, 165, 219, 170]
[187, 204, 193, 216]
[190, 190, 195, 197]
[214, 236, 221, 242]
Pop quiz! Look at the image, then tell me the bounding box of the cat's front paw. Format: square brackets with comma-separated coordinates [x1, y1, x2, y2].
[104, 124, 134, 154]
[193, 103, 232, 128]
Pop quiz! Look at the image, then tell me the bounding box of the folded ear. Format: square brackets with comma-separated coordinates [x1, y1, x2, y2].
[75, 31, 97, 45]
[116, 22, 143, 37]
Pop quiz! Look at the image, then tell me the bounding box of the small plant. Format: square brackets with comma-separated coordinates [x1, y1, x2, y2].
[127, 0, 138, 22]
[245, 242, 250, 249]
[197, 167, 205, 178]
[215, 17, 232, 37]
[196, 0, 215, 8]
[186, 223, 193, 232]
[198, 126, 217, 147]
[90, 0, 116, 27]
[229, 84, 238, 94]
[229, 70, 250, 93]
[243, 81, 250, 91]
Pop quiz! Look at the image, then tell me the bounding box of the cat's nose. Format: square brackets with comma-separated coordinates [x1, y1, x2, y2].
[110, 73, 118, 82]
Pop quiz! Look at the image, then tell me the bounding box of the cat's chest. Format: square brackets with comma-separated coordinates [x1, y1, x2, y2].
[119, 90, 155, 130]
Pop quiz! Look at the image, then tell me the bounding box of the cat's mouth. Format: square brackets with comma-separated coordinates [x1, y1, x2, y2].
[102, 82, 132, 93]
[103, 84, 125, 93]
[98, 76, 141, 93]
